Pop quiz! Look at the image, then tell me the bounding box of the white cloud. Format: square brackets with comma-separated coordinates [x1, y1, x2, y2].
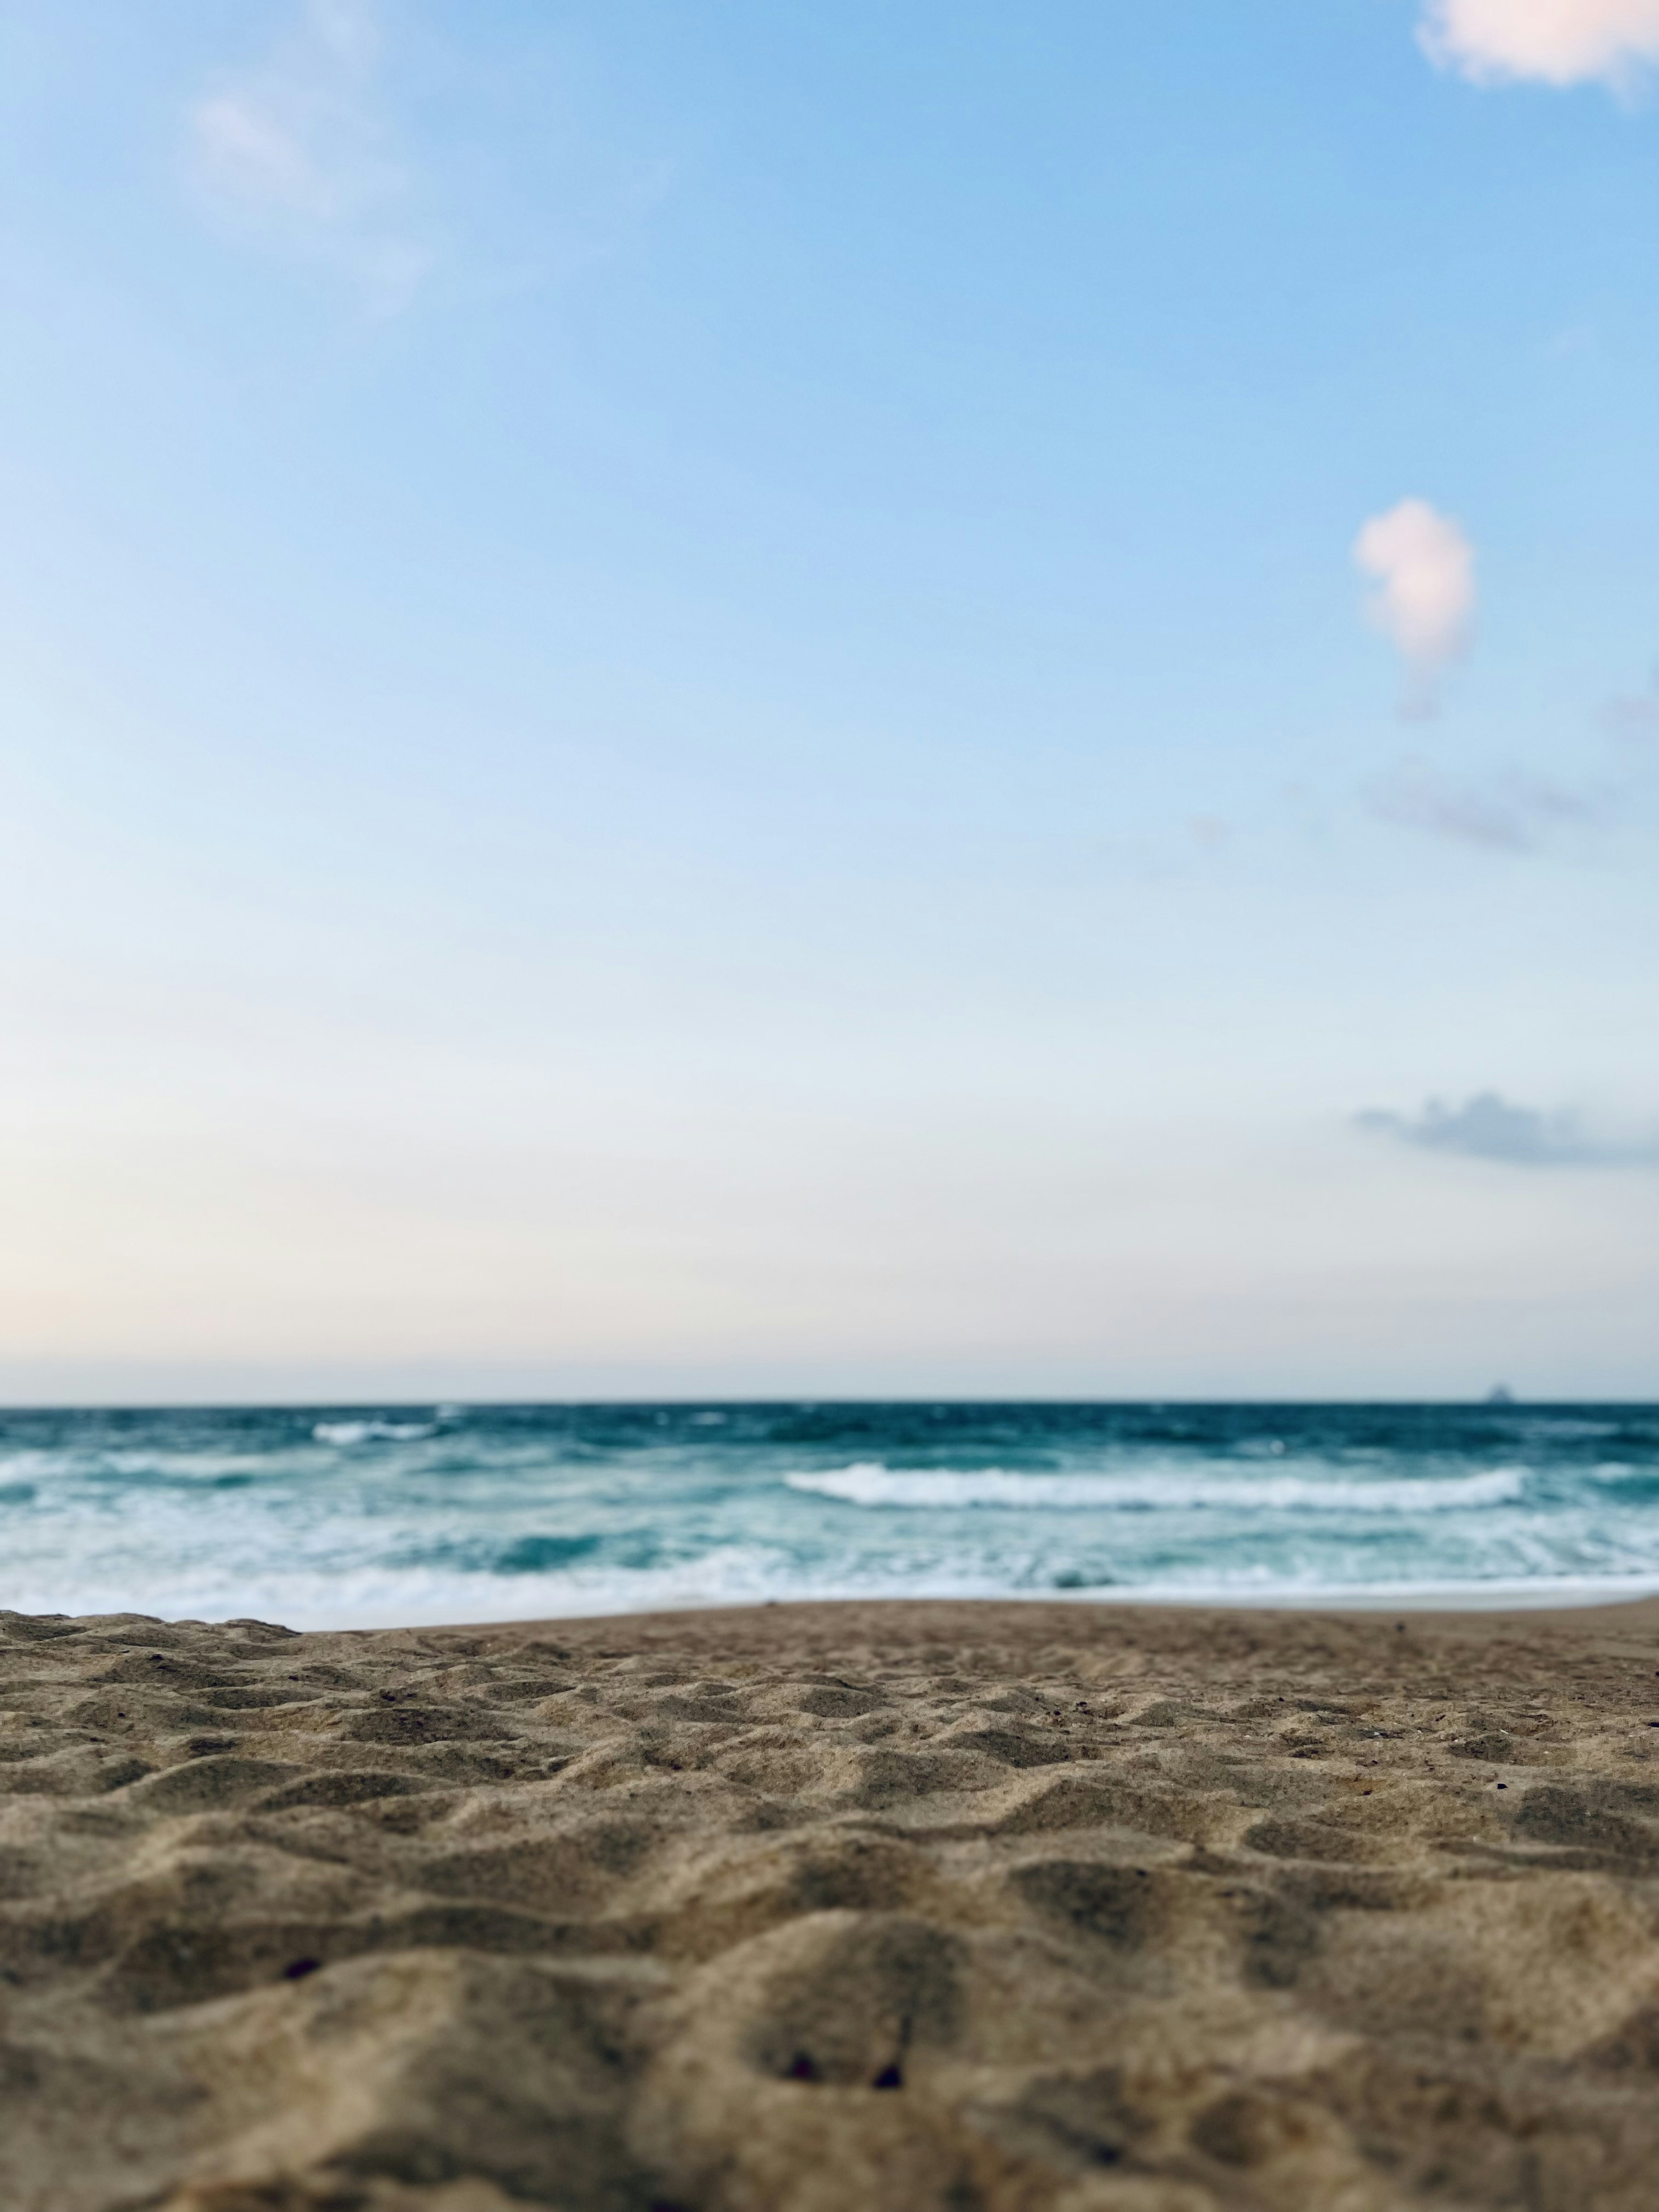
[1353, 498, 1475, 714]
[188, 0, 428, 311]
[1420, 0, 1659, 86]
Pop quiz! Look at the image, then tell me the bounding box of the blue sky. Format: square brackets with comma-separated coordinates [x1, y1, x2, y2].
[1, 0, 1655, 1401]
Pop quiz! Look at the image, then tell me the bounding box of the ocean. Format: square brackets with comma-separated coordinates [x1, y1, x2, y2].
[3, 1400, 1658, 1630]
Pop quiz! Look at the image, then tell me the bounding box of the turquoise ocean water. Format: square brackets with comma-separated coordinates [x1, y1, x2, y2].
[3, 1402, 1658, 1629]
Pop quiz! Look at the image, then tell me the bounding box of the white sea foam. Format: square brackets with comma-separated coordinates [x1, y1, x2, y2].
[1509, 1418, 1619, 1439]
[786, 1463, 1526, 1513]
[8, 1547, 1658, 1632]
[0, 1544, 809, 1633]
[312, 1421, 436, 1446]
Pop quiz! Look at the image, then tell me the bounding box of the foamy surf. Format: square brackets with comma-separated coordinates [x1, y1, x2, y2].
[3, 1400, 1657, 1627]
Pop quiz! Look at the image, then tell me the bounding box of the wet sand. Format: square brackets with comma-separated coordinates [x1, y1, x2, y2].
[5, 1595, 1659, 2211]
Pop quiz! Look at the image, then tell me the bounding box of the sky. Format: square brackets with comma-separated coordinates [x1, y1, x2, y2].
[0, 0, 1655, 1404]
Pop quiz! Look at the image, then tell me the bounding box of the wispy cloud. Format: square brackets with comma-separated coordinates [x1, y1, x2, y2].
[187, 0, 428, 311]
[1364, 758, 1599, 851]
[1419, 0, 1659, 88]
[1358, 1092, 1659, 1168]
[1600, 671, 1659, 744]
[1353, 498, 1475, 716]
[1364, 664, 1657, 855]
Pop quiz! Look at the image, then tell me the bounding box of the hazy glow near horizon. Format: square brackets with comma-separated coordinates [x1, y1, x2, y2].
[0, 0, 1654, 1403]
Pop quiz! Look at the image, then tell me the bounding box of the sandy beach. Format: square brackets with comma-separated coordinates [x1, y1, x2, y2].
[5, 1595, 1659, 2212]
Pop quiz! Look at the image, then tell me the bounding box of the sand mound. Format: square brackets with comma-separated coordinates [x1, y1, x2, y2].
[5, 1596, 1659, 2211]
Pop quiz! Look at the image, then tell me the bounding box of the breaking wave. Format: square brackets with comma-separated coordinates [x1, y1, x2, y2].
[785, 1463, 1526, 1513]
[311, 1420, 437, 1446]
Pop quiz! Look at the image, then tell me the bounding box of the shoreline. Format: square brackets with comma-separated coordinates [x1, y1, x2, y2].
[125, 1580, 1659, 1640]
[432, 1587, 1659, 1642]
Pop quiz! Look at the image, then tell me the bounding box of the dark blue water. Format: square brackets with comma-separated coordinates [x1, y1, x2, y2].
[2, 1401, 1656, 1628]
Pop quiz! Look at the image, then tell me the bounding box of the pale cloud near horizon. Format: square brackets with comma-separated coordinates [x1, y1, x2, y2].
[188, 0, 428, 311]
[1359, 1093, 1659, 1169]
[1419, 0, 1659, 86]
[1353, 498, 1475, 715]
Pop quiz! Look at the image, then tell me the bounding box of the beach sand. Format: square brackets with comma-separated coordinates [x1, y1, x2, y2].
[5, 1597, 1659, 2212]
